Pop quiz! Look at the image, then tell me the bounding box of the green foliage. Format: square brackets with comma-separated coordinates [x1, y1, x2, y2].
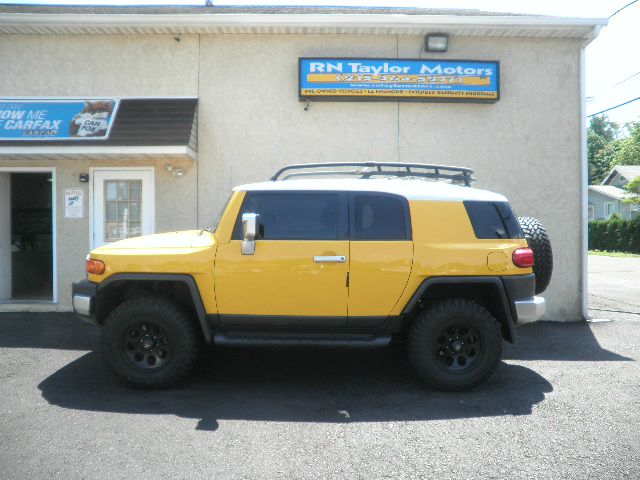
[589, 216, 640, 253]
[612, 121, 640, 167]
[624, 177, 640, 204]
[590, 115, 618, 142]
[588, 117, 640, 184]
[587, 115, 619, 184]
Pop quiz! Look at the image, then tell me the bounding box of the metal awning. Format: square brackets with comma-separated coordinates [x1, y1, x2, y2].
[0, 98, 198, 161]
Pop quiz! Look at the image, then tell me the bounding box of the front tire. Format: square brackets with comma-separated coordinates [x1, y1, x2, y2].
[101, 296, 200, 388]
[407, 299, 502, 391]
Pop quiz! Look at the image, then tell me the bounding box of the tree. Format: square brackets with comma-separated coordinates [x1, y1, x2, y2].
[624, 176, 640, 204]
[612, 121, 640, 167]
[588, 115, 619, 184]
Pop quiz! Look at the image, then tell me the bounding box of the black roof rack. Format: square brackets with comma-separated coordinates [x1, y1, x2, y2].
[270, 162, 475, 187]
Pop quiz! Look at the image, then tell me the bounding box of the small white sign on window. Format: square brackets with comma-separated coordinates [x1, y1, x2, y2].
[64, 189, 83, 218]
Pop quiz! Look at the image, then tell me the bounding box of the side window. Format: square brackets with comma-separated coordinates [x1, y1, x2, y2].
[353, 194, 409, 240]
[235, 192, 343, 240]
[604, 202, 615, 219]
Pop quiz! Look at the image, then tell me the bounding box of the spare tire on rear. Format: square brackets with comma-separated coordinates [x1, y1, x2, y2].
[517, 217, 553, 294]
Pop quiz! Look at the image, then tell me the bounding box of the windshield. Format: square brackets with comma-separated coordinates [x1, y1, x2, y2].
[206, 193, 233, 233]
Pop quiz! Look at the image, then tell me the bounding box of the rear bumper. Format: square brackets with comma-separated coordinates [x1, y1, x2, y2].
[514, 296, 546, 324]
[72, 279, 98, 325]
[501, 273, 545, 324]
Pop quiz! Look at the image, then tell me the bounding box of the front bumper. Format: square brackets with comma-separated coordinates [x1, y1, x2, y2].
[514, 296, 546, 324]
[72, 279, 98, 325]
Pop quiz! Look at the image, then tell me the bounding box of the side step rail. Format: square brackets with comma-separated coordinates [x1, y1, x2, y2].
[214, 332, 392, 348]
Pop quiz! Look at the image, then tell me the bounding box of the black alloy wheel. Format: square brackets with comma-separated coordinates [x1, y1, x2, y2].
[407, 298, 502, 391]
[433, 324, 483, 373]
[122, 321, 172, 369]
[101, 296, 200, 388]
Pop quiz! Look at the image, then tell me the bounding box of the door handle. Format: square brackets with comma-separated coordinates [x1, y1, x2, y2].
[314, 255, 346, 263]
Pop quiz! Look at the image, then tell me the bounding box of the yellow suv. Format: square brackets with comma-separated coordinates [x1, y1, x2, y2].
[73, 162, 552, 391]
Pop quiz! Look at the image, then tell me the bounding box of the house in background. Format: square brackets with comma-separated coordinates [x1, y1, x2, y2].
[588, 165, 640, 220]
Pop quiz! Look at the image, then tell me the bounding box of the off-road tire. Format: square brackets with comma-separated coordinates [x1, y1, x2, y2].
[407, 299, 503, 391]
[518, 216, 553, 294]
[101, 296, 200, 389]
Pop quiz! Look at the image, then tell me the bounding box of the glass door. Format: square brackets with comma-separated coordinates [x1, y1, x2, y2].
[0, 171, 54, 302]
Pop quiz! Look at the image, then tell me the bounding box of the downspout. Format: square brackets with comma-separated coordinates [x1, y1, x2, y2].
[580, 46, 589, 321]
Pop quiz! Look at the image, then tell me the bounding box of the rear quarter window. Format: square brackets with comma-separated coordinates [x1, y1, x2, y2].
[464, 201, 523, 239]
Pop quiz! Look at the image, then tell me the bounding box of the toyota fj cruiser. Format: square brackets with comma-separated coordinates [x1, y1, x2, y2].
[73, 162, 552, 391]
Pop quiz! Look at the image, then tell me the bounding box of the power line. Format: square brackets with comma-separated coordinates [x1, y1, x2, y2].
[612, 70, 640, 87]
[586, 72, 640, 104]
[610, 0, 639, 18]
[587, 96, 640, 117]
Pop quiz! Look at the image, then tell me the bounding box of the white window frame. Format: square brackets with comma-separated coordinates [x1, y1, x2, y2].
[0, 166, 57, 304]
[604, 202, 616, 219]
[588, 204, 595, 221]
[89, 167, 155, 250]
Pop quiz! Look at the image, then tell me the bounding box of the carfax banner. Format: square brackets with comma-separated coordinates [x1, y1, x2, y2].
[0, 99, 119, 140]
[299, 58, 499, 102]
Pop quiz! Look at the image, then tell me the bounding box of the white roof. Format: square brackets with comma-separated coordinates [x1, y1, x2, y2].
[234, 178, 507, 202]
[602, 165, 640, 185]
[607, 166, 640, 183]
[588, 185, 626, 200]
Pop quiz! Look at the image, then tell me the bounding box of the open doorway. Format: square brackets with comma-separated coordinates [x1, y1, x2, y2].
[0, 171, 54, 302]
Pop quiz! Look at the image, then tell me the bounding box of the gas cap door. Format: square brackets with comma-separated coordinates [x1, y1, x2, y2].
[487, 251, 507, 272]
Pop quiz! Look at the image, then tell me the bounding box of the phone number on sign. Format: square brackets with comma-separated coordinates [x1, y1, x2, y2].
[21, 129, 59, 136]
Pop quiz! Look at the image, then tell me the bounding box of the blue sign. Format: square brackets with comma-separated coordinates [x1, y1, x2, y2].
[299, 58, 499, 102]
[0, 99, 119, 141]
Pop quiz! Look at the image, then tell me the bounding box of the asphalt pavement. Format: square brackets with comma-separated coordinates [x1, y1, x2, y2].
[589, 254, 640, 318]
[0, 255, 638, 479]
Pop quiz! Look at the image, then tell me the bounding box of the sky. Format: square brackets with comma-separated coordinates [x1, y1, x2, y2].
[4, 0, 640, 125]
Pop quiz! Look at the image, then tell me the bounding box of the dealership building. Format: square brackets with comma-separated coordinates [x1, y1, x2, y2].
[0, 5, 605, 320]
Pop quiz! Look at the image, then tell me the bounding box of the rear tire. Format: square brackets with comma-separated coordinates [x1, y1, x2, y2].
[407, 299, 502, 391]
[101, 296, 200, 388]
[518, 216, 553, 294]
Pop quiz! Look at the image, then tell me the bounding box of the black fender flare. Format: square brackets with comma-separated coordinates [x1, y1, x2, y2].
[97, 273, 212, 344]
[401, 276, 516, 343]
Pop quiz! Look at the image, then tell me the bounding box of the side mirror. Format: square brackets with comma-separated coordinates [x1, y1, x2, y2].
[241, 213, 259, 255]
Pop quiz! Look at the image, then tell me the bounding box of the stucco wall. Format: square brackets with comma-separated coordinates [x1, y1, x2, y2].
[197, 33, 583, 321]
[0, 34, 199, 310]
[0, 32, 584, 320]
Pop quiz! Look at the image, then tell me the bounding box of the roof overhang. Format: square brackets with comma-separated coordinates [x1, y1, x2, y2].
[0, 13, 607, 45]
[602, 168, 618, 185]
[588, 185, 626, 201]
[0, 145, 196, 162]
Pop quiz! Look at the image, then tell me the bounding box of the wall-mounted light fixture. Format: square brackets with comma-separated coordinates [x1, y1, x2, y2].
[165, 163, 186, 177]
[425, 34, 448, 52]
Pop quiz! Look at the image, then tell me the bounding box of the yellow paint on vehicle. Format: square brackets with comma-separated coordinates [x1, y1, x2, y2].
[214, 191, 245, 244]
[88, 230, 218, 313]
[390, 201, 531, 315]
[214, 240, 349, 318]
[348, 241, 413, 319]
[487, 251, 508, 272]
[88, 193, 531, 319]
